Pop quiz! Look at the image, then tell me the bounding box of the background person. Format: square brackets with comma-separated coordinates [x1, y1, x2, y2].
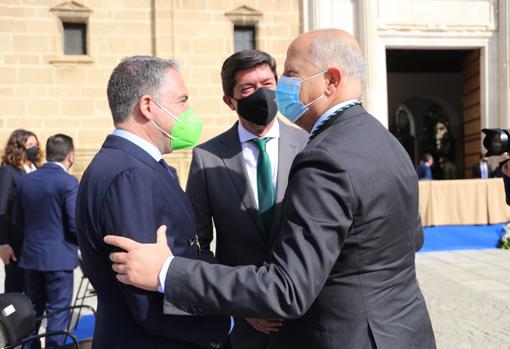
[417, 153, 434, 180]
[0, 129, 39, 293]
[472, 153, 493, 179]
[186, 49, 307, 349]
[13, 134, 78, 349]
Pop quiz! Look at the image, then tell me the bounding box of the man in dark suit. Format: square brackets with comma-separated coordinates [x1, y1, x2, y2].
[105, 30, 436, 349]
[186, 50, 306, 349]
[76, 56, 230, 349]
[472, 153, 493, 178]
[13, 134, 78, 349]
[417, 153, 434, 180]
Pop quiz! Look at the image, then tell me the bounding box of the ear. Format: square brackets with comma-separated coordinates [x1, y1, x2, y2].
[222, 95, 236, 111]
[324, 67, 341, 97]
[138, 95, 154, 121]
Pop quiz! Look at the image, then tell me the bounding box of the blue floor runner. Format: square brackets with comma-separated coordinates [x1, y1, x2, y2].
[421, 223, 506, 252]
[65, 314, 94, 343]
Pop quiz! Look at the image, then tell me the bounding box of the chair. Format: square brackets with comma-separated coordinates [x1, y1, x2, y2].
[65, 253, 96, 347]
[0, 293, 95, 349]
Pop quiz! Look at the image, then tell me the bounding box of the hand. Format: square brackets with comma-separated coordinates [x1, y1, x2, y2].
[245, 318, 283, 334]
[503, 160, 510, 177]
[0, 244, 16, 265]
[104, 225, 173, 291]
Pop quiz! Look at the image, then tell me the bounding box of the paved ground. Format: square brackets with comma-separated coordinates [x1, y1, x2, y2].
[2, 249, 509, 348]
[416, 249, 510, 349]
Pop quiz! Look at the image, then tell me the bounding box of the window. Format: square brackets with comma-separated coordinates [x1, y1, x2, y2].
[63, 22, 87, 55]
[234, 26, 255, 51]
[50, 1, 92, 63]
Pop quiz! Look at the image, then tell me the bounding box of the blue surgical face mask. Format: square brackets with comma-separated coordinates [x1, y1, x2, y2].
[275, 70, 327, 123]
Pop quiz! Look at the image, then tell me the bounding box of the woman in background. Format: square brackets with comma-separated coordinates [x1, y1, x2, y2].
[0, 129, 40, 292]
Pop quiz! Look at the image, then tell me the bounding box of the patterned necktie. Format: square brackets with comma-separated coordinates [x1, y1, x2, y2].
[308, 100, 361, 143]
[251, 137, 275, 235]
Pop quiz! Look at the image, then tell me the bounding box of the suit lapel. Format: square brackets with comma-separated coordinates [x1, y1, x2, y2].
[219, 124, 266, 236]
[269, 122, 299, 245]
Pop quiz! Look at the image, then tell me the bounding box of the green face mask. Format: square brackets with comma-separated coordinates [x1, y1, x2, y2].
[151, 101, 203, 151]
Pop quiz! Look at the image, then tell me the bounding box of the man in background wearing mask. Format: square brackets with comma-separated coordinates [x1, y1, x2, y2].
[13, 134, 77, 349]
[75, 56, 231, 349]
[105, 30, 435, 349]
[186, 50, 306, 349]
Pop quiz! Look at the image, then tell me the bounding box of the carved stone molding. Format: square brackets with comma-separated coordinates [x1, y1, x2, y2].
[225, 5, 263, 26]
[50, 1, 92, 22]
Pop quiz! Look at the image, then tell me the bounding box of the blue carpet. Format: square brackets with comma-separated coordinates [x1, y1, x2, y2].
[65, 314, 94, 343]
[421, 224, 506, 252]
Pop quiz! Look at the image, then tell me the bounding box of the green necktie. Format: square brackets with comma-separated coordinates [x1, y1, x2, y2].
[251, 137, 275, 235]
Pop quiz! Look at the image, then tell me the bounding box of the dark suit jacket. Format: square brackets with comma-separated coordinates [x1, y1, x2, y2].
[0, 165, 25, 252]
[186, 120, 307, 267]
[417, 163, 433, 180]
[76, 135, 229, 349]
[163, 106, 436, 349]
[13, 163, 78, 271]
[472, 162, 493, 178]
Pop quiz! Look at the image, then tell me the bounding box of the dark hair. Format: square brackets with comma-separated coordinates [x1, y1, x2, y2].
[221, 50, 277, 97]
[46, 134, 74, 162]
[1, 129, 38, 169]
[421, 153, 433, 162]
[107, 56, 180, 124]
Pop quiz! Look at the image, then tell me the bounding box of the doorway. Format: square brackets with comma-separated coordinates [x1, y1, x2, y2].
[386, 49, 480, 179]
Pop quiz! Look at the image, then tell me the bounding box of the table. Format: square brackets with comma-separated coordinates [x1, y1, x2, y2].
[419, 178, 510, 226]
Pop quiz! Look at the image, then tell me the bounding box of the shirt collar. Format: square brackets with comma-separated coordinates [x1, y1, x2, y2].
[310, 99, 359, 135]
[237, 119, 280, 143]
[49, 162, 67, 172]
[113, 128, 162, 162]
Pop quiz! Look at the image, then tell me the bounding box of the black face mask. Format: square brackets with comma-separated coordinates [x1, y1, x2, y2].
[235, 88, 278, 126]
[25, 146, 39, 162]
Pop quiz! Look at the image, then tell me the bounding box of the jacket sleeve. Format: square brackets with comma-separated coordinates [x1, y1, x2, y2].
[164, 148, 355, 319]
[185, 148, 216, 263]
[64, 176, 79, 244]
[0, 167, 13, 245]
[11, 179, 23, 234]
[99, 168, 229, 347]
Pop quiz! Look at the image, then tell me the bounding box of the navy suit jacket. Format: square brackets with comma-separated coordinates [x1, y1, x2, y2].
[417, 163, 433, 180]
[13, 163, 78, 271]
[76, 135, 229, 349]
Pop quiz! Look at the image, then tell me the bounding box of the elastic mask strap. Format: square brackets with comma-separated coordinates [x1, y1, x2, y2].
[304, 93, 325, 107]
[153, 100, 180, 121]
[302, 70, 328, 82]
[151, 120, 175, 140]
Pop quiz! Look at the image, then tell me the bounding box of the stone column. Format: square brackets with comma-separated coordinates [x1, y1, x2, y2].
[357, 0, 388, 127]
[499, 0, 510, 128]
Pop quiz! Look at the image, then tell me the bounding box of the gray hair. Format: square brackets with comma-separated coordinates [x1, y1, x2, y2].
[308, 34, 366, 82]
[107, 55, 180, 124]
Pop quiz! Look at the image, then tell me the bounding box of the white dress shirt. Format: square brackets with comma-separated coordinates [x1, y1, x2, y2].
[113, 128, 162, 161]
[237, 120, 280, 208]
[49, 162, 67, 172]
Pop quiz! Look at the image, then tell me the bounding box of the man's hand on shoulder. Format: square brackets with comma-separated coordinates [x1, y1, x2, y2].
[104, 225, 173, 291]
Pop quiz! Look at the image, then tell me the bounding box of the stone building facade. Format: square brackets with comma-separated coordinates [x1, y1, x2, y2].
[304, 0, 510, 178]
[0, 0, 301, 183]
[3, 0, 509, 181]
